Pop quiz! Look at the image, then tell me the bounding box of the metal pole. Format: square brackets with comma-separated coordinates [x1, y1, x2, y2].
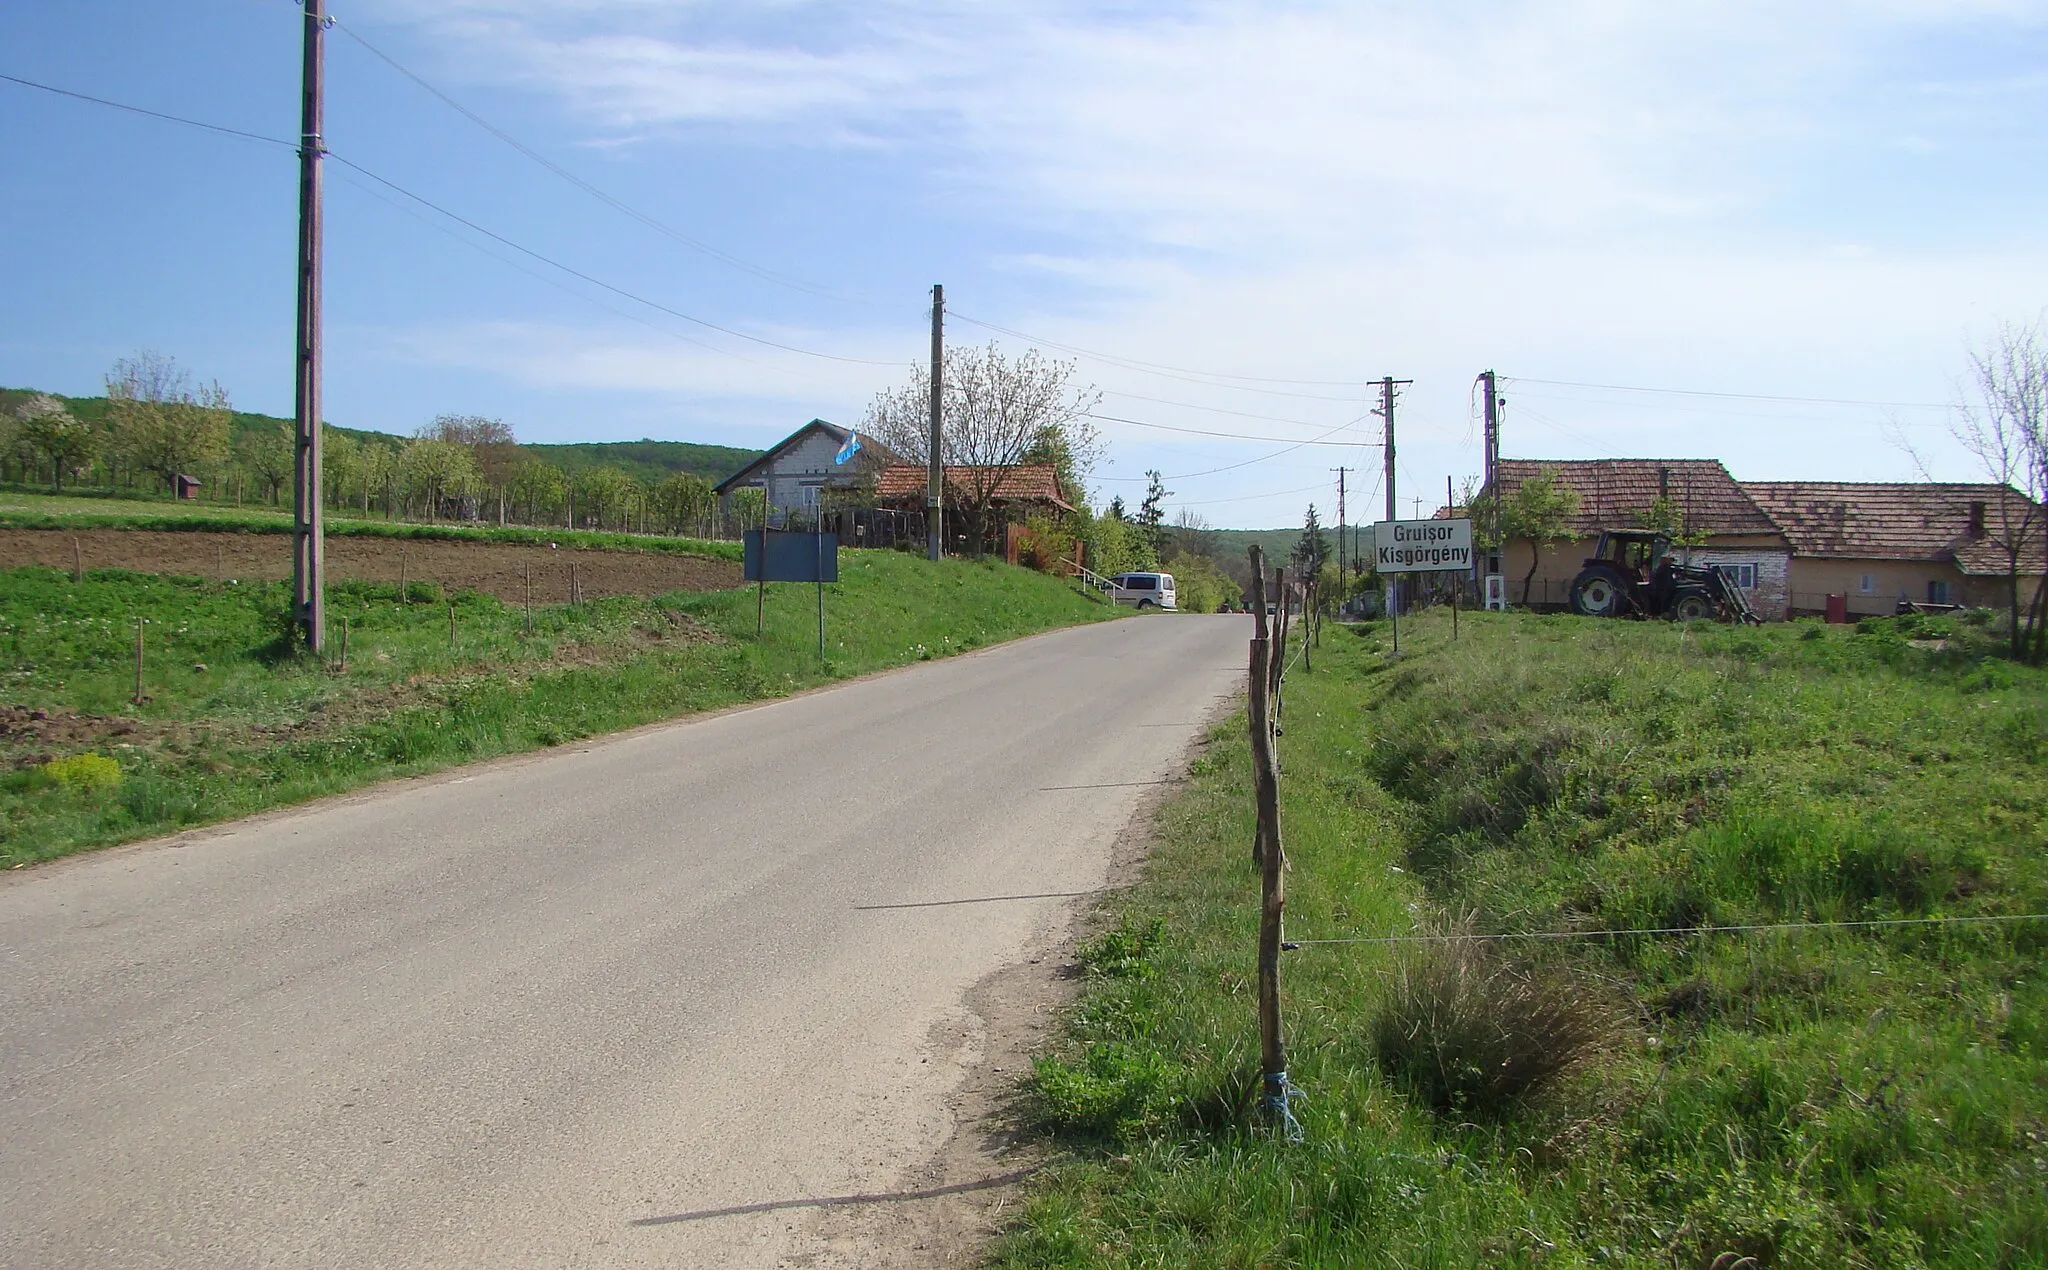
[1482, 368, 1500, 577]
[292, 0, 327, 653]
[926, 283, 944, 562]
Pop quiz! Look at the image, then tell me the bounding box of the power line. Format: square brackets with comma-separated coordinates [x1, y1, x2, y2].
[950, 313, 1369, 401]
[1086, 411, 1382, 447]
[1101, 389, 1340, 428]
[326, 153, 905, 367]
[1095, 412, 1375, 482]
[1504, 375, 1951, 412]
[1169, 481, 1329, 507]
[0, 71, 295, 148]
[328, 17, 893, 310]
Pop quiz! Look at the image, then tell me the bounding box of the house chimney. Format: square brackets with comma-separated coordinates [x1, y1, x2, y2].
[1658, 466, 1670, 499]
[1968, 500, 1987, 540]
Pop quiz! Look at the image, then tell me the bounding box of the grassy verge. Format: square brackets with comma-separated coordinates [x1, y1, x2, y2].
[2, 551, 1115, 867]
[995, 610, 2048, 1268]
[0, 489, 741, 560]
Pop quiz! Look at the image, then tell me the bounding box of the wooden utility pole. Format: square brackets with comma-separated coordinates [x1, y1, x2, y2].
[291, 0, 328, 653]
[1245, 547, 1291, 1136]
[1375, 375, 1410, 621]
[926, 283, 944, 562]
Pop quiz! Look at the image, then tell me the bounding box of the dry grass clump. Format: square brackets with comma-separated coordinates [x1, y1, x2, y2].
[1372, 917, 1614, 1116]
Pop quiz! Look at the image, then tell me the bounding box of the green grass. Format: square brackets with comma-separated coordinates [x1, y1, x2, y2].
[1, 551, 1115, 866]
[993, 610, 2048, 1269]
[0, 489, 741, 560]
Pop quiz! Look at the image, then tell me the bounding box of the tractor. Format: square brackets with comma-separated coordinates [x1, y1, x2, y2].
[1567, 530, 1762, 624]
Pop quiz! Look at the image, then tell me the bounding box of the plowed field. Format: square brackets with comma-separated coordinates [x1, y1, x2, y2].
[0, 529, 740, 602]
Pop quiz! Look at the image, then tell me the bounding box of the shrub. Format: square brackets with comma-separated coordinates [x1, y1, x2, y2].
[1030, 1042, 1180, 1140]
[42, 752, 122, 794]
[1373, 919, 1612, 1115]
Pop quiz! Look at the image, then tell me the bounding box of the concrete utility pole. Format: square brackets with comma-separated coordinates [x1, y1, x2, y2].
[292, 0, 328, 652]
[1331, 466, 1350, 578]
[1374, 375, 1411, 611]
[1480, 368, 1500, 575]
[926, 283, 944, 562]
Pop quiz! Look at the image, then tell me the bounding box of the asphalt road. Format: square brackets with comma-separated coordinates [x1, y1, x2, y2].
[1, 613, 1247, 1268]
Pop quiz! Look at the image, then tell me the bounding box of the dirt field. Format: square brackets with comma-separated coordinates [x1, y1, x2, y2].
[0, 529, 741, 602]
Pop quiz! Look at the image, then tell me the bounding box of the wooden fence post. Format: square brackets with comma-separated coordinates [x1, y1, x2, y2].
[399, 554, 409, 606]
[1246, 547, 1293, 1137]
[132, 617, 145, 706]
[72, 536, 82, 583]
[523, 570, 533, 634]
[338, 614, 349, 673]
[448, 602, 456, 651]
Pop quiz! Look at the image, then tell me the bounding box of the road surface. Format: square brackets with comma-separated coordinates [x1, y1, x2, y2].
[0, 613, 1246, 1268]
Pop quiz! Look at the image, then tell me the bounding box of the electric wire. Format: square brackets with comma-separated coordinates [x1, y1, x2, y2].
[329, 16, 893, 310]
[1504, 376, 1951, 412]
[1086, 411, 1383, 447]
[0, 71, 295, 148]
[1094, 412, 1374, 483]
[950, 313, 1371, 401]
[326, 153, 906, 366]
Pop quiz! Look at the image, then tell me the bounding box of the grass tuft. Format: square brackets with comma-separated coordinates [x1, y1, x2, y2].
[1371, 918, 1614, 1116]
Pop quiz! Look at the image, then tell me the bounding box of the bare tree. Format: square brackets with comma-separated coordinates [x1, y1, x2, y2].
[862, 342, 1102, 556]
[1954, 320, 2048, 660]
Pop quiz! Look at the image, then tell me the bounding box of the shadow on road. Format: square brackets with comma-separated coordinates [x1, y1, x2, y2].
[628, 1167, 1040, 1226]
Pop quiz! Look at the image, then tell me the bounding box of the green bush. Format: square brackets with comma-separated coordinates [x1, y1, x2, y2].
[42, 752, 122, 794]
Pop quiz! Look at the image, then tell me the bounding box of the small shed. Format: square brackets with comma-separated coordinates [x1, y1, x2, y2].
[173, 474, 202, 500]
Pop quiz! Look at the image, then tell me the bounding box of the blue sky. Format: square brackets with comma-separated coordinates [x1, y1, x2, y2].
[4, 0, 2046, 528]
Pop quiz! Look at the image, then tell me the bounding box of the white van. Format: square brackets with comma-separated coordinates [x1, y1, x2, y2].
[1108, 572, 1177, 610]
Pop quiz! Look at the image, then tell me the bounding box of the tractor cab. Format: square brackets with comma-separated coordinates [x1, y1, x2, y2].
[1586, 530, 1672, 584]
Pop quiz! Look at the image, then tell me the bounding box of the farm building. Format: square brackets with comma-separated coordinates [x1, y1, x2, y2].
[1483, 459, 1794, 618]
[1743, 482, 2047, 617]
[872, 464, 1074, 562]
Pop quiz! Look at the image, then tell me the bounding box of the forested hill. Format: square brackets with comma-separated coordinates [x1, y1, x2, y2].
[1, 387, 759, 485]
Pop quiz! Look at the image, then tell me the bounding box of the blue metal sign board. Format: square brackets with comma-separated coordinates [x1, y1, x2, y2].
[744, 529, 839, 583]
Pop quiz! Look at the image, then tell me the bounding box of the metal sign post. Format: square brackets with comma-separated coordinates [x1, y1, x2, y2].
[1372, 518, 1475, 656]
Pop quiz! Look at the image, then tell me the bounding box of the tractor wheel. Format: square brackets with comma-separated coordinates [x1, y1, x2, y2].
[1570, 565, 1631, 617]
[1670, 589, 1716, 621]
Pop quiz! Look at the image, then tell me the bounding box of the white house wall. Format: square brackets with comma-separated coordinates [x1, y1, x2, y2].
[1689, 548, 1791, 620]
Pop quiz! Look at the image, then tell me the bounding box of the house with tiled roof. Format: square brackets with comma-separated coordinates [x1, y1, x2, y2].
[1482, 459, 1794, 616]
[873, 463, 1075, 562]
[713, 419, 903, 522]
[1741, 482, 2046, 616]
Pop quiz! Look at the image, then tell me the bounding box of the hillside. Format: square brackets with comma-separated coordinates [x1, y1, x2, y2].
[0, 387, 758, 484]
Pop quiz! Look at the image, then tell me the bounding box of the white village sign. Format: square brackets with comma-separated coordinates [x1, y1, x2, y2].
[1372, 518, 1474, 573]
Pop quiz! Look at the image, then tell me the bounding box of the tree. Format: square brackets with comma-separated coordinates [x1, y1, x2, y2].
[651, 472, 716, 537]
[426, 414, 519, 523]
[862, 342, 1102, 556]
[104, 352, 231, 489]
[1953, 320, 2048, 661]
[399, 438, 482, 521]
[236, 422, 295, 505]
[11, 394, 99, 490]
[575, 466, 639, 531]
[1136, 470, 1172, 559]
[729, 487, 767, 531]
[1292, 502, 1332, 574]
[509, 459, 568, 526]
[1501, 473, 1582, 606]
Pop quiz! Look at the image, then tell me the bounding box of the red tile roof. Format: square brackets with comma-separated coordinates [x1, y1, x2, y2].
[1742, 481, 2046, 576]
[1492, 459, 1782, 538]
[873, 464, 1072, 510]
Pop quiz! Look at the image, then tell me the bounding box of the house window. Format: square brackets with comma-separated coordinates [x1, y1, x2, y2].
[1718, 563, 1758, 589]
[1928, 580, 1950, 604]
[798, 484, 822, 514]
[1858, 573, 1876, 594]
